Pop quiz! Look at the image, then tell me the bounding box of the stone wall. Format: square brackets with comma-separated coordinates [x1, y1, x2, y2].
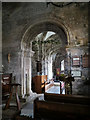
[2, 2, 89, 96]
[68, 47, 90, 95]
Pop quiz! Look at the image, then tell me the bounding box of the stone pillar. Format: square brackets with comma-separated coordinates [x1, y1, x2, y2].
[45, 57, 47, 75]
[28, 50, 34, 95]
[26, 50, 39, 102]
[20, 49, 35, 98]
[20, 50, 25, 98]
[47, 56, 53, 80]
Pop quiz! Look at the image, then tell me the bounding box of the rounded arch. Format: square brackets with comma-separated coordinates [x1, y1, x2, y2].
[21, 16, 70, 49]
[20, 15, 70, 97]
[48, 47, 67, 57]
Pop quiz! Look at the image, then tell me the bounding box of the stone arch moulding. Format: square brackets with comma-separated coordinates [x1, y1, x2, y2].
[21, 15, 70, 48]
[20, 15, 70, 97]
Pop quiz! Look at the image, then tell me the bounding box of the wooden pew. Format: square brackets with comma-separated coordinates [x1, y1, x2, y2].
[44, 93, 90, 105]
[34, 98, 90, 120]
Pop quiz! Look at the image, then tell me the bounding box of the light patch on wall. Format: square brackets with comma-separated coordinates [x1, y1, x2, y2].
[61, 60, 64, 71]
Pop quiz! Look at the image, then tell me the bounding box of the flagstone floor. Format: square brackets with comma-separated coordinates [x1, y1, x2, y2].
[46, 85, 65, 94]
[2, 84, 64, 120]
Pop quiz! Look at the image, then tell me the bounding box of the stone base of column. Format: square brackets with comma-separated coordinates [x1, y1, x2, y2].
[26, 91, 44, 102]
[20, 92, 44, 118]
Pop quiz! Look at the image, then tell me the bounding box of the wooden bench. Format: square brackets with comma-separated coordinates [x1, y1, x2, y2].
[34, 98, 90, 120]
[44, 93, 90, 105]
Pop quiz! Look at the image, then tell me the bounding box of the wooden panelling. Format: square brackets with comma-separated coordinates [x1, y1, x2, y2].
[33, 75, 47, 93]
[82, 54, 90, 68]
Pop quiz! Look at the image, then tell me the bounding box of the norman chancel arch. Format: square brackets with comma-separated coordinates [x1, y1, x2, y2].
[21, 18, 69, 98]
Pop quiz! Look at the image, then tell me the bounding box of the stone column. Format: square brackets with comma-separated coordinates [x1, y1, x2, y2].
[48, 56, 53, 80]
[26, 50, 39, 102]
[28, 50, 34, 95]
[20, 50, 25, 98]
[20, 49, 36, 98]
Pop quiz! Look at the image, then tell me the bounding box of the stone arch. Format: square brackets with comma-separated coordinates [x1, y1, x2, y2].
[21, 15, 70, 47]
[21, 15, 70, 97]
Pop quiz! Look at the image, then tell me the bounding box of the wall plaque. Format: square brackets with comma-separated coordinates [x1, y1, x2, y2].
[82, 54, 89, 68]
[72, 57, 80, 66]
[71, 70, 81, 77]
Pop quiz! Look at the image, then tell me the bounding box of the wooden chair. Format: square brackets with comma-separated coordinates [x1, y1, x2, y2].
[2, 73, 12, 99]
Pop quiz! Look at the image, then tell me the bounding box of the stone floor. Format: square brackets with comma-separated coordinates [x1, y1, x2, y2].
[1, 94, 43, 120]
[1, 84, 61, 120]
[46, 85, 65, 94]
[2, 99, 25, 120]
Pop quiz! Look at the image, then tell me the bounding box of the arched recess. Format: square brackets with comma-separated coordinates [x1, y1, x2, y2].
[21, 16, 70, 97]
[44, 45, 67, 79]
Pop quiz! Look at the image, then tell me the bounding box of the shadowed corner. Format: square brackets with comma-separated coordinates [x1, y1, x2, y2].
[0, 1, 2, 120]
